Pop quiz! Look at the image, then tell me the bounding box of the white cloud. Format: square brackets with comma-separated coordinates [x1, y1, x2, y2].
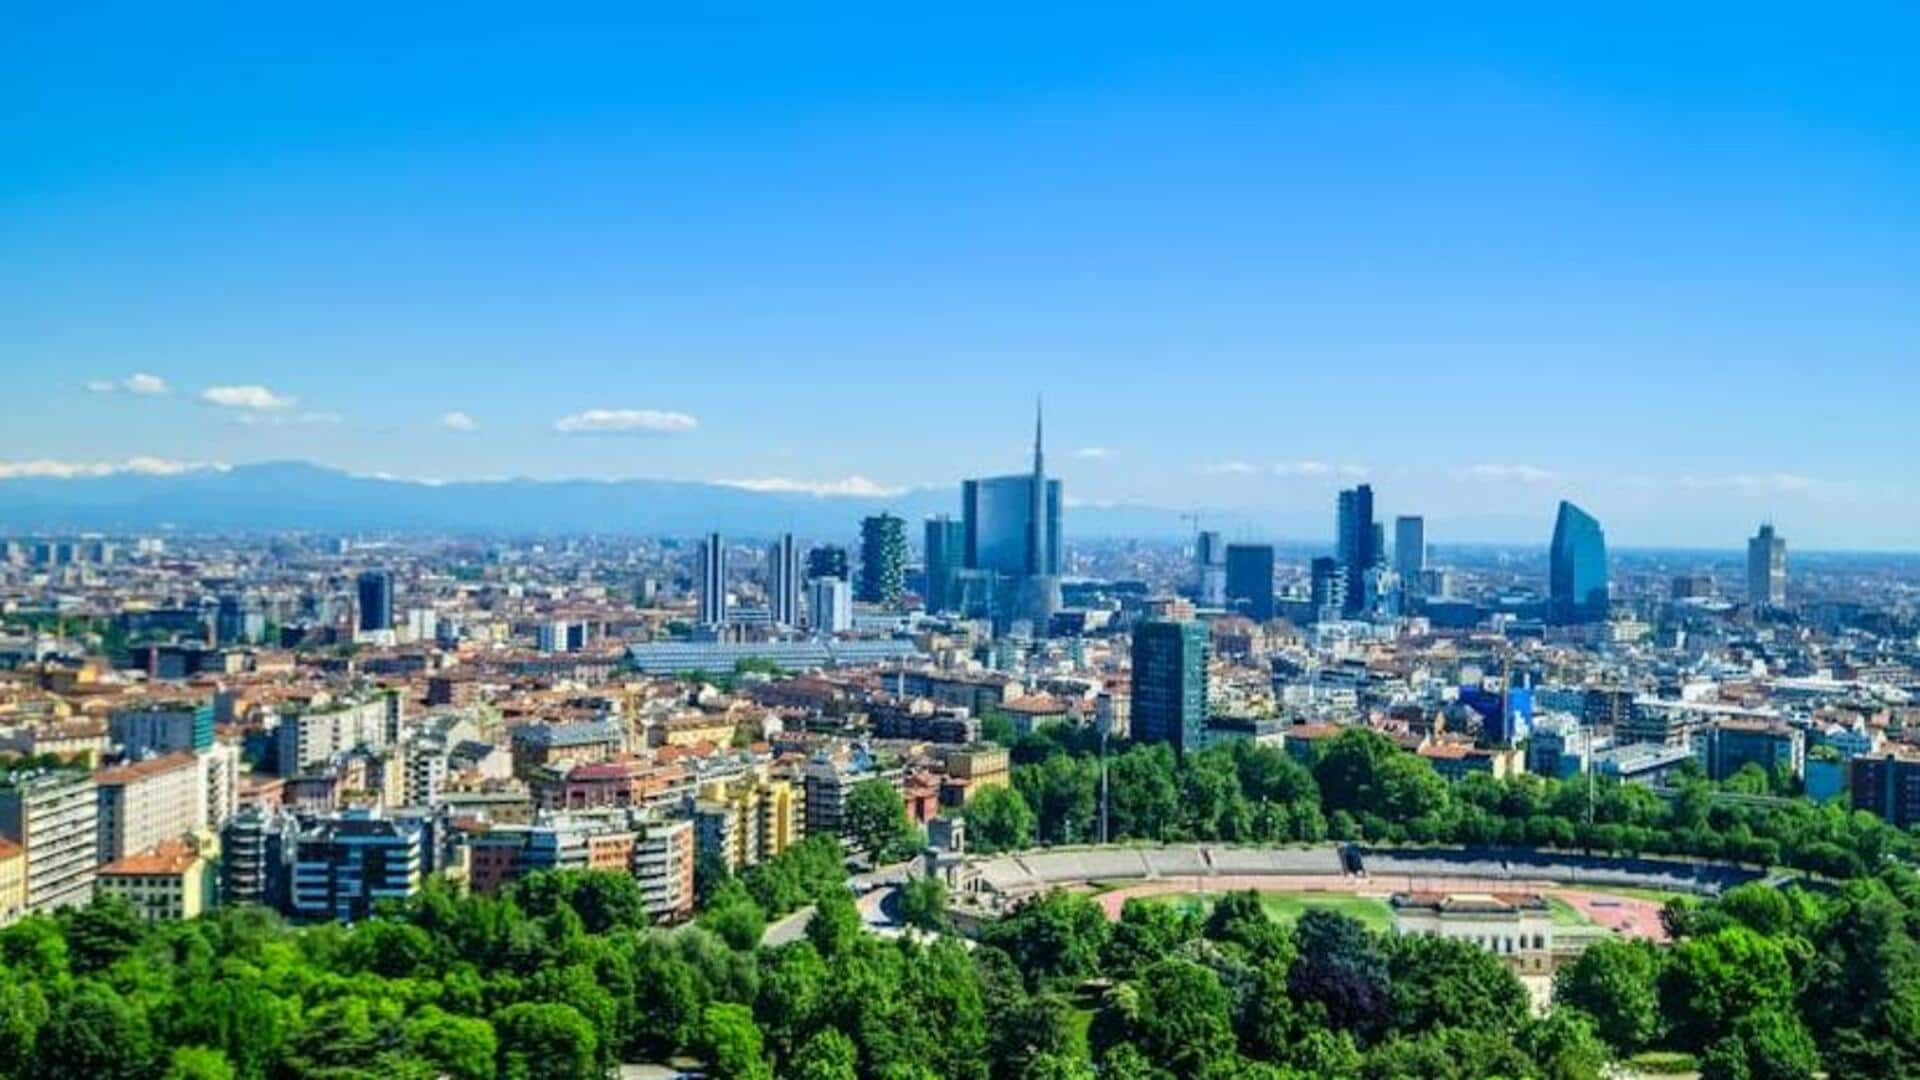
[233, 410, 340, 427]
[1202, 461, 1260, 476]
[719, 475, 907, 497]
[1679, 473, 1816, 494]
[86, 373, 171, 395]
[1272, 460, 1368, 478]
[1074, 447, 1115, 460]
[554, 408, 698, 435]
[440, 410, 478, 432]
[1463, 463, 1558, 484]
[0, 457, 224, 480]
[202, 384, 295, 410]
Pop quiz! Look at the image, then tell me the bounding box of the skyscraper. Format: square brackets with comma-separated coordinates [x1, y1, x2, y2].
[858, 514, 907, 605]
[808, 576, 851, 634]
[1309, 556, 1345, 621]
[1195, 530, 1227, 606]
[356, 570, 394, 633]
[959, 401, 1063, 629]
[1747, 524, 1787, 608]
[1393, 515, 1426, 578]
[1549, 501, 1609, 624]
[923, 515, 965, 614]
[697, 533, 728, 627]
[1130, 619, 1209, 754]
[1336, 484, 1377, 616]
[1224, 544, 1276, 622]
[766, 533, 801, 628]
[806, 545, 848, 581]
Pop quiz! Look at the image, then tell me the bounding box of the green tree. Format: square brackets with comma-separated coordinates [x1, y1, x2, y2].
[845, 779, 919, 861]
[1699, 1008, 1819, 1080]
[804, 892, 863, 959]
[1551, 938, 1663, 1051]
[1118, 959, 1237, 1075]
[1660, 927, 1795, 1050]
[787, 1027, 858, 1080]
[700, 1002, 773, 1080]
[493, 1002, 599, 1080]
[898, 875, 951, 932]
[34, 980, 156, 1080]
[1289, 910, 1391, 1043]
[966, 785, 1037, 853]
[700, 879, 768, 951]
[984, 890, 1111, 988]
[161, 1046, 236, 1080]
[1384, 931, 1529, 1035]
[406, 1006, 498, 1080]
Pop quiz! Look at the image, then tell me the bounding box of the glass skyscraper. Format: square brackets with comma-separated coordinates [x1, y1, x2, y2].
[1224, 543, 1275, 622]
[1130, 619, 1209, 754]
[1549, 501, 1609, 624]
[923, 515, 966, 614]
[356, 570, 393, 633]
[1747, 523, 1787, 608]
[958, 402, 1063, 631]
[1336, 484, 1377, 616]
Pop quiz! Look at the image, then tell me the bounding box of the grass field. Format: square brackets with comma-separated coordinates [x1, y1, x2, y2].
[1148, 890, 1396, 933]
[1546, 896, 1592, 927]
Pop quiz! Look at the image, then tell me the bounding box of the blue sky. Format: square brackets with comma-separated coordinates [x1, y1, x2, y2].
[3, 4, 1917, 548]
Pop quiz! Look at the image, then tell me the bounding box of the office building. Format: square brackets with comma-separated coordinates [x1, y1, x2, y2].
[1308, 556, 1346, 622]
[214, 593, 264, 645]
[1696, 721, 1805, 783]
[0, 768, 99, 914]
[959, 402, 1064, 629]
[221, 805, 297, 909]
[292, 808, 425, 922]
[1195, 531, 1227, 606]
[1747, 524, 1787, 608]
[1394, 516, 1426, 578]
[1224, 544, 1275, 622]
[1549, 501, 1609, 624]
[94, 751, 204, 864]
[924, 515, 966, 614]
[356, 570, 394, 633]
[1130, 619, 1210, 754]
[808, 576, 852, 634]
[858, 514, 908, 606]
[806, 544, 848, 581]
[1852, 752, 1920, 829]
[1337, 485, 1378, 616]
[110, 701, 215, 756]
[697, 533, 728, 627]
[767, 533, 802, 628]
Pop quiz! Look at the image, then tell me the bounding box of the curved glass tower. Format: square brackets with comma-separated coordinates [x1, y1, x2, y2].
[1549, 501, 1608, 624]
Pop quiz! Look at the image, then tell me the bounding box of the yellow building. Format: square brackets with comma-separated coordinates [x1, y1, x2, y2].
[696, 775, 802, 869]
[654, 714, 739, 749]
[0, 840, 25, 927]
[96, 839, 210, 921]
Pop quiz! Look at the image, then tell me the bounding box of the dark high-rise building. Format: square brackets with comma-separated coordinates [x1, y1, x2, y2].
[1195, 530, 1227, 606]
[1393, 515, 1426, 578]
[806, 545, 848, 581]
[1309, 556, 1345, 620]
[1747, 523, 1787, 608]
[1549, 501, 1609, 624]
[1852, 752, 1920, 829]
[1130, 619, 1209, 754]
[859, 514, 908, 606]
[356, 570, 394, 633]
[766, 533, 801, 628]
[1224, 544, 1275, 622]
[923, 515, 966, 614]
[1336, 484, 1377, 616]
[697, 533, 728, 627]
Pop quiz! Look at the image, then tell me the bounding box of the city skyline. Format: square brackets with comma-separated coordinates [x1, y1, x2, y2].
[5, 9, 1919, 548]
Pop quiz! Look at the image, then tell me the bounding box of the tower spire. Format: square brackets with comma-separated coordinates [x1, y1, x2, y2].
[1033, 395, 1044, 477]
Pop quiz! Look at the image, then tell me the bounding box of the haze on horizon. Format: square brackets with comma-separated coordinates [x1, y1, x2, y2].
[4, 5, 1917, 550]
